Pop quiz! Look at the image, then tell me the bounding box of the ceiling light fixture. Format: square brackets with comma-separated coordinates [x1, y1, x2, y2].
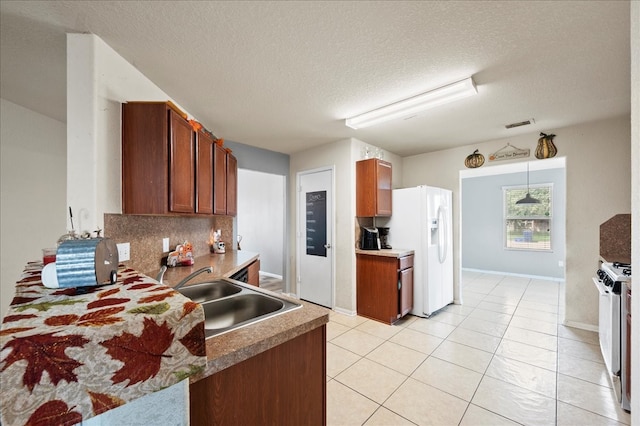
[516, 162, 540, 205]
[345, 77, 477, 129]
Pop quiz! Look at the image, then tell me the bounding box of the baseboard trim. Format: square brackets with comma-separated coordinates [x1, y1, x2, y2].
[333, 306, 356, 316]
[562, 319, 598, 333]
[462, 267, 564, 283]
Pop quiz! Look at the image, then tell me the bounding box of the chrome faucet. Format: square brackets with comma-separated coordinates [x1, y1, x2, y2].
[155, 265, 213, 289]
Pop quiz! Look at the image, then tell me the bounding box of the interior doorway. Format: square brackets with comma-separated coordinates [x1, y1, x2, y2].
[237, 169, 286, 291]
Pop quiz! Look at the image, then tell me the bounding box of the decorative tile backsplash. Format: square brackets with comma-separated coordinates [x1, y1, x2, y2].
[600, 213, 631, 264]
[104, 214, 234, 275]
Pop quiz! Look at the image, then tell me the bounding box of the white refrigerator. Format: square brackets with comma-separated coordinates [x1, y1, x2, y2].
[387, 186, 453, 317]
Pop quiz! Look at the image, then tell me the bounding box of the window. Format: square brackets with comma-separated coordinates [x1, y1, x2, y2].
[504, 184, 552, 251]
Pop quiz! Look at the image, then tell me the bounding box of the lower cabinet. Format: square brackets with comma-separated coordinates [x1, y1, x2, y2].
[189, 325, 326, 425]
[247, 259, 260, 286]
[356, 253, 414, 324]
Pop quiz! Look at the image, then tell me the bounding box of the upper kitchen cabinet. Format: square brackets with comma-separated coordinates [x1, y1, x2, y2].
[226, 152, 237, 216]
[356, 158, 392, 217]
[122, 101, 235, 216]
[196, 129, 214, 214]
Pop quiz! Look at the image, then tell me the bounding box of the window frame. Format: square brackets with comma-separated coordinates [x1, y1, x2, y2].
[503, 183, 553, 252]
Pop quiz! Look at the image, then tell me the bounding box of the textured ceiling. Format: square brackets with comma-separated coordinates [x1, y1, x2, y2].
[0, 1, 631, 156]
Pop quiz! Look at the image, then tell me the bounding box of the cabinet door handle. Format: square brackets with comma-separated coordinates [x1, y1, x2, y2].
[398, 280, 402, 290]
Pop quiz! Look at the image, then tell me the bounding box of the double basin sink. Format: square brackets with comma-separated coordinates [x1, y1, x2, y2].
[176, 279, 301, 337]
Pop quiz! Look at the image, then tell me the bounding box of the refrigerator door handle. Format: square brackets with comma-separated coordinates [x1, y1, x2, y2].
[437, 206, 447, 264]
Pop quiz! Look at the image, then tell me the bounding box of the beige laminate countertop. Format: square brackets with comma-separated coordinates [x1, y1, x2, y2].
[147, 250, 330, 381]
[356, 248, 415, 258]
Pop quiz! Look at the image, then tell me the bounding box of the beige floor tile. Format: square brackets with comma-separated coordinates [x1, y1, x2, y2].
[327, 342, 361, 378]
[557, 374, 631, 424]
[407, 317, 456, 339]
[364, 407, 415, 425]
[518, 299, 559, 313]
[336, 358, 407, 404]
[558, 351, 611, 387]
[389, 328, 443, 355]
[393, 314, 418, 328]
[431, 340, 493, 374]
[514, 306, 558, 324]
[558, 336, 604, 364]
[428, 310, 467, 326]
[503, 325, 558, 352]
[460, 293, 484, 307]
[459, 404, 520, 426]
[509, 315, 557, 335]
[330, 312, 367, 328]
[556, 401, 629, 426]
[480, 294, 521, 307]
[459, 316, 508, 338]
[384, 378, 468, 426]
[327, 379, 379, 426]
[557, 324, 599, 345]
[327, 320, 351, 341]
[476, 300, 517, 314]
[366, 341, 427, 376]
[472, 376, 556, 425]
[442, 303, 474, 316]
[332, 328, 385, 357]
[467, 308, 512, 325]
[355, 318, 403, 340]
[495, 339, 557, 371]
[411, 356, 482, 401]
[446, 327, 501, 353]
[485, 355, 557, 398]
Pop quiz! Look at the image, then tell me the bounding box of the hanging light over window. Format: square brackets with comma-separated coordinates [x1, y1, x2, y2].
[516, 162, 540, 205]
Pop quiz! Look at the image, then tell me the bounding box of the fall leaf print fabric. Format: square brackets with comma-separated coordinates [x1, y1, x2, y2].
[0, 263, 206, 426]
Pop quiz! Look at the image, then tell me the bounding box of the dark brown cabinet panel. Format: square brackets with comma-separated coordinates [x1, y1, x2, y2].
[356, 158, 392, 217]
[357, 253, 413, 324]
[226, 152, 238, 217]
[247, 259, 260, 286]
[190, 325, 326, 426]
[212, 143, 227, 215]
[169, 110, 196, 213]
[195, 130, 214, 214]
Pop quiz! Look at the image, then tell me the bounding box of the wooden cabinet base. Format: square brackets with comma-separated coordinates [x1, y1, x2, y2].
[189, 325, 326, 425]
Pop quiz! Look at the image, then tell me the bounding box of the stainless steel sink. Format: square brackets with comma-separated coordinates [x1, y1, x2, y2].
[177, 279, 301, 337]
[177, 280, 242, 303]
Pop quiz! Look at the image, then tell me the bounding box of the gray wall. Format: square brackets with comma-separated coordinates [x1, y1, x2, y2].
[462, 167, 566, 279]
[225, 140, 289, 176]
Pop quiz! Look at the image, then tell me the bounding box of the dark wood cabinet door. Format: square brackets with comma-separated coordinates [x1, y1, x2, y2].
[169, 110, 195, 213]
[376, 160, 392, 216]
[226, 153, 238, 216]
[356, 158, 392, 217]
[399, 266, 413, 317]
[195, 130, 214, 214]
[190, 325, 326, 426]
[213, 143, 227, 215]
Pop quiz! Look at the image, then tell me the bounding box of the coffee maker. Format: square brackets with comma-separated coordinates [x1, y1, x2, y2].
[378, 227, 392, 249]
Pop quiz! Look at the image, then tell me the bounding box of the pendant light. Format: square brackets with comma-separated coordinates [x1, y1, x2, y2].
[516, 162, 540, 205]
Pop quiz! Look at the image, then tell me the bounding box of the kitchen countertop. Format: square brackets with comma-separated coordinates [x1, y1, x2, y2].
[148, 250, 330, 381]
[355, 248, 415, 258]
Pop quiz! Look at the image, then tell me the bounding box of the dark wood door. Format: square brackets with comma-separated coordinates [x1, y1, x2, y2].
[213, 143, 227, 215]
[169, 110, 195, 213]
[196, 130, 214, 214]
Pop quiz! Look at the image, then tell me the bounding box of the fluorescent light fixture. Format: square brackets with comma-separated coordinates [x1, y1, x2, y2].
[345, 77, 477, 129]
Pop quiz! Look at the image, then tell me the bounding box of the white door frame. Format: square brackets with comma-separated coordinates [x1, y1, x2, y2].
[295, 166, 335, 308]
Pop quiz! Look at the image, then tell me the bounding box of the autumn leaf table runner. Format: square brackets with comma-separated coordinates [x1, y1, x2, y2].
[0, 262, 207, 426]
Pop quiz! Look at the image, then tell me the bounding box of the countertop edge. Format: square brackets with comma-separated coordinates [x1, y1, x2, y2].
[356, 248, 415, 258]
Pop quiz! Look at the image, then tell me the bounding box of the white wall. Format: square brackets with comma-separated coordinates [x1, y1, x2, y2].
[0, 99, 66, 318]
[402, 116, 631, 328]
[289, 138, 401, 313]
[66, 34, 192, 233]
[237, 169, 285, 276]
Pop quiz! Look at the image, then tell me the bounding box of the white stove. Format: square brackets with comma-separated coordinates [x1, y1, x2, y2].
[594, 261, 632, 411]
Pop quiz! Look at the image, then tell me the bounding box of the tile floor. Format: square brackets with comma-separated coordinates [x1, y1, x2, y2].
[326, 271, 631, 425]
